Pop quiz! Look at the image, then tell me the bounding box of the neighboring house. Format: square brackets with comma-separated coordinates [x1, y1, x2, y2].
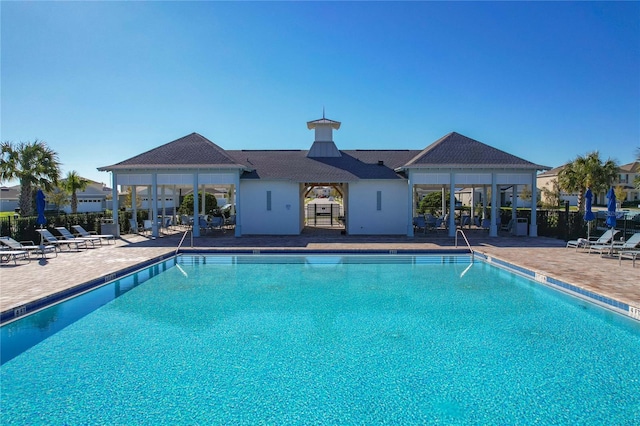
[56, 179, 113, 214]
[617, 161, 640, 204]
[98, 116, 547, 238]
[537, 162, 639, 207]
[0, 185, 20, 213]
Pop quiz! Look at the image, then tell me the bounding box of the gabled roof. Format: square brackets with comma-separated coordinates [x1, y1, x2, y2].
[227, 149, 419, 182]
[306, 118, 341, 130]
[537, 164, 566, 178]
[401, 132, 548, 170]
[98, 133, 246, 171]
[619, 161, 640, 173]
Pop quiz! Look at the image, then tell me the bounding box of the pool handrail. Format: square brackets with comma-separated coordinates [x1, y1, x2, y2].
[455, 229, 474, 262]
[176, 227, 193, 254]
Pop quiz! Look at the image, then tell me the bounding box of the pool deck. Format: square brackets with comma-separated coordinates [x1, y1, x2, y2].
[1, 227, 638, 322]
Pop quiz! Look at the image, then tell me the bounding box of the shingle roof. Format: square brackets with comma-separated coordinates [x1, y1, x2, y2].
[98, 133, 246, 171]
[402, 132, 547, 170]
[228, 149, 419, 182]
[619, 161, 640, 173]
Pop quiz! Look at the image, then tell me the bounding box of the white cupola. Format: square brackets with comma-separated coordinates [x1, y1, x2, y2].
[306, 114, 341, 158]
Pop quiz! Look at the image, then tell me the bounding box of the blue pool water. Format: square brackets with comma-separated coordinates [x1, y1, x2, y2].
[1, 255, 639, 425]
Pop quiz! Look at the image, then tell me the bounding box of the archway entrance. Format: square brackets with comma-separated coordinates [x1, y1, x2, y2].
[301, 182, 347, 233]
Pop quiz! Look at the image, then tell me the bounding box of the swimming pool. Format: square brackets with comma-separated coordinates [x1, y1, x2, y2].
[1, 254, 639, 424]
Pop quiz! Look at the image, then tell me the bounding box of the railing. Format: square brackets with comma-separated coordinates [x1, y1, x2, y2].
[455, 229, 474, 263]
[175, 227, 193, 255]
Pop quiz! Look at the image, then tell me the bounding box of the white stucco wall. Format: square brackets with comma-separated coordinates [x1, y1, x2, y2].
[239, 181, 301, 235]
[347, 180, 408, 235]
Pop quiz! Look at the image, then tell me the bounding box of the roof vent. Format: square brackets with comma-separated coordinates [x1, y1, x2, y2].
[377, 160, 384, 166]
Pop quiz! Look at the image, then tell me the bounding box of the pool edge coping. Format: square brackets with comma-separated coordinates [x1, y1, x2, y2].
[2, 248, 638, 325]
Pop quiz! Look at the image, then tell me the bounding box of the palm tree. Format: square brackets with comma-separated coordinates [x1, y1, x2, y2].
[558, 151, 618, 213]
[0, 140, 61, 216]
[63, 171, 89, 214]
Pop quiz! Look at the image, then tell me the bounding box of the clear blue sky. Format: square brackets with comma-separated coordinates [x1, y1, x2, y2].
[2, 1, 638, 187]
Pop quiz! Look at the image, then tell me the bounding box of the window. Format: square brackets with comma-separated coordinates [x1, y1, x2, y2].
[376, 191, 382, 211]
[266, 191, 272, 211]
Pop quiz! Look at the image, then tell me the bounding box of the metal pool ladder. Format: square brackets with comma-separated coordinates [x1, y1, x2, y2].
[455, 229, 474, 263]
[176, 227, 193, 254]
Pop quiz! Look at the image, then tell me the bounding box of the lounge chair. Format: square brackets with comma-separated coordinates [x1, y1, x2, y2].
[224, 214, 236, 230]
[209, 216, 225, 233]
[55, 227, 99, 248]
[425, 214, 438, 231]
[142, 220, 153, 235]
[37, 228, 90, 251]
[619, 250, 640, 267]
[413, 216, 426, 234]
[565, 229, 619, 251]
[129, 219, 142, 234]
[0, 250, 29, 265]
[589, 232, 640, 256]
[0, 236, 57, 258]
[71, 225, 115, 245]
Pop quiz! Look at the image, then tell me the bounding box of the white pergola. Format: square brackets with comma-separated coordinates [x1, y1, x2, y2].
[403, 167, 540, 237]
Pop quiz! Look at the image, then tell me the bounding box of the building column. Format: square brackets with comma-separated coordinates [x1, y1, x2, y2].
[233, 172, 241, 237]
[530, 172, 538, 237]
[407, 172, 415, 237]
[151, 174, 159, 238]
[512, 184, 518, 232]
[469, 186, 475, 229]
[132, 185, 137, 230]
[490, 173, 498, 237]
[482, 185, 488, 220]
[193, 173, 200, 237]
[111, 172, 120, 236]
[448, 173, 456, 237]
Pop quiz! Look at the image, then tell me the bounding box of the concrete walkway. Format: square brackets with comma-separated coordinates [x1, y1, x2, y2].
[1, 228, 638, 321]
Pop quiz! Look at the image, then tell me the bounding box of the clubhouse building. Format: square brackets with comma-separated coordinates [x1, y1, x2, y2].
[98, 116, 547, 238]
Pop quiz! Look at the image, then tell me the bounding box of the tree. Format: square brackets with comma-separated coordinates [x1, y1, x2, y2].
[178, 193, 218, 215]
[122, 186, 142, 210]
[541, 179, 561, 208]
[418, 191, 448, 215]
[63, 171, 89, 214]
[557, 151, 618, 213]
[519, 185, 532, 202]
[0, 140, 61, 216]
[46, 187, 70, 213]
[614, 185, 626, 205]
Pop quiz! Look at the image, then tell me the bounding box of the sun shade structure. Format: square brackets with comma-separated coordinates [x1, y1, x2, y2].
[99, 117, 548, 238]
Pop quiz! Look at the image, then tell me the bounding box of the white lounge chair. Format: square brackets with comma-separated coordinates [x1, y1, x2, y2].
[71, 225, 115, 245]
[129, 218, 142, 234]
[566, 229, 619, 251]
[55, 227, 100, 248]
[0, 250, 29, 265]
[0, 236, 57, 258]
[589, 232, 640, 256]
[37, 228, 90, 251]
[619, 250, 640, 267]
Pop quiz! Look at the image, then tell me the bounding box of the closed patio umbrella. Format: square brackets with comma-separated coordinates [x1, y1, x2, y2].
[36, 189, 47, 246]
[605, 187, 616, 230]
[584, 188, 595, 239]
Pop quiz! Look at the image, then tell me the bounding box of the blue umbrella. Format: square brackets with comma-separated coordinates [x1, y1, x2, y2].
[605, 187, 616, 229]
[584, 188, 595, 239]
[36, 189, 46, 246]
[36, 189, 47, 226]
